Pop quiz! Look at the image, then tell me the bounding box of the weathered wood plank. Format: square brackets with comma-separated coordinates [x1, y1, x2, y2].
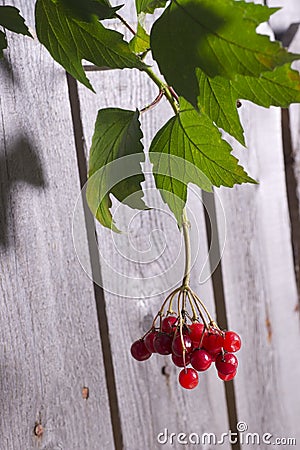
[215, 78, 300, 447]
[0, 1, 114, 449]
[77, 12, 231, 447]
[268, 0, 300, 34]
[213, 4, 300, 446]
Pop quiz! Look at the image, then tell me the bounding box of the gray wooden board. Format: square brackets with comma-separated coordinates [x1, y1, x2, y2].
[215, 103, 300, 446]
[77, 65, 231, 450]
[214, 3, 300, 447]
[0, 1, 114, 449]
[267, 0, 300, 33]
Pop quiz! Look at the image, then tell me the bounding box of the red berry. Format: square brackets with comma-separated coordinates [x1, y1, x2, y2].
[189, 322, 205, 346]
[215, 353, 238, 375]
[191, 349, 212, 371]
[153, 332, 173, 355]
[203, 331, 223, 354]
[144, 330, 157, 353]
[131, 339, 152, 361]
[223, 331, 241, 353]
[172, 333, 193, 356]
[162, 316, 177, 333]
[208, 348, 221, 362]
[172, 352, 191, 368]
[218, 370, 237, 381]
[179, 368, 199, 389]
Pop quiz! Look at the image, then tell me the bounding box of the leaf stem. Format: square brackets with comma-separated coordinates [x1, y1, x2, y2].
[141, 89, 164, 113]
[142, 66, 179, 115]
[115, 13, 179, 115]
[182, 208, 191, 288]
[115, 13, 136, 36]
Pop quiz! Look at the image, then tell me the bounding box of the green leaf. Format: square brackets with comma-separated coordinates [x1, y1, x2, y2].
[197, 68, 245, 145]
[129, 22, 150, 54]
[151, 0, 300, 107]
[35, 0, 145, 91]
[52, 0, 122, 22]
[87, 108, 147, 231]
[233, 64, 300, 107]
[0, 30, 7, 58]
[197, 63, 300, 142]
[135, 0, 167, 15]
[0, 6, 32, 36]
[149, 98, 255, 224]
[234, 2, 280, 25]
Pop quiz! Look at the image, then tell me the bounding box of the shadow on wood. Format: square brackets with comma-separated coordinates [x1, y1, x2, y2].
[0, 136, 45, 248]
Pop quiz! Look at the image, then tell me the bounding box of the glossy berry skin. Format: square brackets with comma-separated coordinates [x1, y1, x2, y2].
[223, 331, 241, 353]
[179, 368, 199, 389]
[189, 323, 204, 346]
[153, 332, 173, 355]
[202, 332, 223, 354]
[209, 347, 224, 362]
[144, 330, 157, 353]
[131, 340, 152, 361]
[172, 352, 191, 368]
[215, 353, 238, 375]
[191, 349, 212, 371]
[218, 370, 237, 381]
[172, 333, 193, 356]
[162, 316, 177, 334]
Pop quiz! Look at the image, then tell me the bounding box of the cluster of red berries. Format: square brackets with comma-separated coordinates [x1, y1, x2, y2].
[131, 288, 241, 390]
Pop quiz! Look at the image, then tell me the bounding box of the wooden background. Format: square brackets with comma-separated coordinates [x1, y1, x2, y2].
[0, 0, 300, 449]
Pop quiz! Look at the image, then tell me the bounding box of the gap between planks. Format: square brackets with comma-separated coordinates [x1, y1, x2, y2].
[281, 108, 300, 309]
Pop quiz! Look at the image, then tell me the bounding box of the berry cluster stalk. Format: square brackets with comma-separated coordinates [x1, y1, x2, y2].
[182, 208, 191, 289]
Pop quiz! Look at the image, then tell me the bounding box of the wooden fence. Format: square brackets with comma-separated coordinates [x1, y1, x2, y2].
[1, 0, 300, 449]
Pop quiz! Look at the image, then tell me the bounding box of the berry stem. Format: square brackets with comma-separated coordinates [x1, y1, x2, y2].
[167, 294, 176, 314]
[177, 291, 187, 366]
[192, 290, 215, 325]
[150, 287, 181, 330]
[187, 289, 209, 329]
[186, 291, 198, 321]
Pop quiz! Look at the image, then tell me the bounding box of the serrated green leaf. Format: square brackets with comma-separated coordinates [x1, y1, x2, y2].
[197, 68, 245, 145]
[149, 98, 255, 224]
[234, 2, 280, 25]
[129, 22, 150, 54]
[151, 0, 300, 107]
[0, 6, 32, 36]
[53, 0, 122, 22]
[87, 108, 147, 231]
[197, 64, 300, 141]
[135, 0, 167, 15]
[233, 64, 300, 107]
[0, 30, 7, 58]
[35, 0, 145, 91]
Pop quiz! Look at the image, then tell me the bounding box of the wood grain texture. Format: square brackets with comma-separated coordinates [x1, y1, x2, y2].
[77, 2, 232, 444]
[268, 0, 300, 34]
[0, 1, 114, 449]
[213, 5, 300, 447]
[215, 98, 300, 446]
